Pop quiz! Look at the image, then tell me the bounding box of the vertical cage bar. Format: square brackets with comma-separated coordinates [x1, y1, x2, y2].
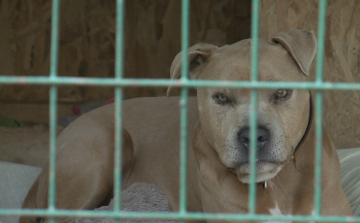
[248, 0, 260, 215]
[113, 0, 125, 220]
[250, 0, 260, 82]
[49, 0, 60, 79]
[315, 0, 327, 83]
[179, 0, 190, 216]
[48, 1, 61, 222]
[180, 0, 190, 81]
[48, 86, 58, 223]
[179, 88, 189, 214]
[314, 91, 324, 215]
[249, 91, 258, 215]
[313, 0, 327, 216]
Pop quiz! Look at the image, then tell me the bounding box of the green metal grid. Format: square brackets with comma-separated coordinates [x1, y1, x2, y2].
[1, 0, 360, 222]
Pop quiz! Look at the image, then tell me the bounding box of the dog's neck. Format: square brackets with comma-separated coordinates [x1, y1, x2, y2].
[293, 94, 313, 154]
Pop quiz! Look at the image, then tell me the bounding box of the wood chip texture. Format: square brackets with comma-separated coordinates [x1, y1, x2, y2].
[260, 0, 360, 148]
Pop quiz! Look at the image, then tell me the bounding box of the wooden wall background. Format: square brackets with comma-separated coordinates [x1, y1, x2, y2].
[260, 0, 360, 149]
[0, 0, 359, 149]
[0, 0, 250, 102]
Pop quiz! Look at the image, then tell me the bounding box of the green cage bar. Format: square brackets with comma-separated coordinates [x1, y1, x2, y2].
[179, 0, 190, 217]
[313, 0, 327, 216]
[48, 0, 61, 223]
[1, 208, 360, 222]
[0, 0, 358, 222]
[113, 0, 125, 219]
[2, 76, 360, 90]
[248, 0, 260, 215]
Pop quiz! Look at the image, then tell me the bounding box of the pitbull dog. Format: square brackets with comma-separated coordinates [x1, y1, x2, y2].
[20, 30, 352, 223]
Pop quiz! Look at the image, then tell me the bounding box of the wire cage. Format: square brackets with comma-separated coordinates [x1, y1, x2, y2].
[0, 0, 359, 222]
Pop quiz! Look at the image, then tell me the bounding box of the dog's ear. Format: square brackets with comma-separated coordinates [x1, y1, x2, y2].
[167, 43, 218, 96]
[271, 30, 317, 76]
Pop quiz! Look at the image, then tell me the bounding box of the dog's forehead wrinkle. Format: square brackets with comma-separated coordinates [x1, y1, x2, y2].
[219, 38, 252, 55]
[205, 39, 307, 83]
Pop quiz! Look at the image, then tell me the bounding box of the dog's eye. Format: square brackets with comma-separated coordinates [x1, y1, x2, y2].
[277, 90, 287, 98]
[274, 89, 293, 101]
[213, 93, 231, 105]
[218, 94, 228, 102]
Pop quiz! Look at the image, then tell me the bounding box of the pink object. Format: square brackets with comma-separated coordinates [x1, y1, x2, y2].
[102, 97, 115, 106]
[71, 97, 115, 116]
[72, 105, 82, 115]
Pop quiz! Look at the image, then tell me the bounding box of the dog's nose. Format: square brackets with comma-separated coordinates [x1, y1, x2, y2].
[237, 127, 270, 151]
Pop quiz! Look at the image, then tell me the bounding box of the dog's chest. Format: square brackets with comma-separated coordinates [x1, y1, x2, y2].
[262, 204, 315, 223]
[264, 204, 291, 223]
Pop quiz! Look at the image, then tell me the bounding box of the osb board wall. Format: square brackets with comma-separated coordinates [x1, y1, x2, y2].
[0, 0, 250, 102]
[260, 0, 360, 149]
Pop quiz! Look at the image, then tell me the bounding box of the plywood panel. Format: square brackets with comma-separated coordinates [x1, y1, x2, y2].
[260, 0, 360, 148]
[0, 0, 251, 101]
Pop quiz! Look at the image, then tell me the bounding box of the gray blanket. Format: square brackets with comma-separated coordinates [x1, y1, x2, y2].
[75, 183, 178, 223]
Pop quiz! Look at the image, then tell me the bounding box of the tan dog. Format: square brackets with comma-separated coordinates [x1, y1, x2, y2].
[21, 30, 352, 223]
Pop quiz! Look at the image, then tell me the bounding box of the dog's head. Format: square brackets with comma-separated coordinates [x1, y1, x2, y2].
[168, 30, 317, 183]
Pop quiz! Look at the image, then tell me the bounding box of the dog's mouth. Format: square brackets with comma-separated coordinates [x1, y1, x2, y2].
[228, 161, 285, 184]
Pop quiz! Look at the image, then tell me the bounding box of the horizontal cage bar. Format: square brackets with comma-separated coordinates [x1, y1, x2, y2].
[0, 76, 359, 90]
[1, 209, 359, 222]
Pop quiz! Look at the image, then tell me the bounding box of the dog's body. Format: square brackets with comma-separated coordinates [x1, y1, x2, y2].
[21, 30, 352, 223]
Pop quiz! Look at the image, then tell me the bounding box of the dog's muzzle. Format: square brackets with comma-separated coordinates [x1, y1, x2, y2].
[237, 126, 270, 151]
[232, 126, 284, 184]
